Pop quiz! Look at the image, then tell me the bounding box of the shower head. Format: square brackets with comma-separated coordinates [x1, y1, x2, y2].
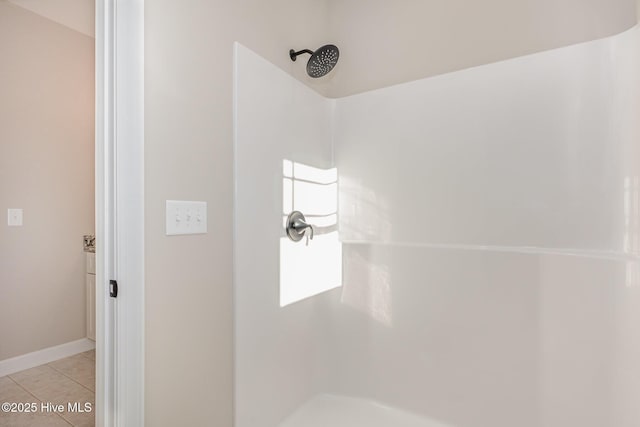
[289, 44, 340, 78]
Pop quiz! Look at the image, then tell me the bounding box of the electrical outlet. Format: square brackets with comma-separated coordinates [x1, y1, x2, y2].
[165, 201, 207, 235]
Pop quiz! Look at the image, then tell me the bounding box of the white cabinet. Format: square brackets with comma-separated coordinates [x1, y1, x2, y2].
[86, 252, 96, 274]
[86, 252, 96, 341]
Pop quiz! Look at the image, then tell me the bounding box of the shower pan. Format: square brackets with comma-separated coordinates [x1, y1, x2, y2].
[234, 24, 640, 427]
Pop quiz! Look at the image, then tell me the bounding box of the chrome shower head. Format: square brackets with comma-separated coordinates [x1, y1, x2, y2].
[289, 44, 340, 78]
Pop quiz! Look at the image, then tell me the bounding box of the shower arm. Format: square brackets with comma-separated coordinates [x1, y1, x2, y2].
[289, 49, 314, 61]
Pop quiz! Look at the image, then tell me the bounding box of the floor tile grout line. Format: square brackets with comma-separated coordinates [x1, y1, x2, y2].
[56, 411, 76, 426]
[5, 375, 74, 426]
[7, 374, 42, 402]
[47, 362, 96, 395]
[33, 364, 94, 427]
[79, 350, 95, 361]
[6, 355, 95, 425]
[59, 407, 85, 427]
[32, 365, 94, 427]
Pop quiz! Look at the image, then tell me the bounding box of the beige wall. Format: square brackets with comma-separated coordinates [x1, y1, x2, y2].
[327, 0, 637, 97]
[144, 1, 330, 426]
[7, 0, 95, 37]
[0, 2, 95, 361]
[144, 0, 637, 426]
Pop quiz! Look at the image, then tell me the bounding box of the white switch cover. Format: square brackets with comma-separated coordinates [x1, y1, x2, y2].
[7, 209, 23, 226]
[166, 200, 207, 235]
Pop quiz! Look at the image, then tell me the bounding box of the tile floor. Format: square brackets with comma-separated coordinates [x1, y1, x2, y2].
[0, 350, 95, 427]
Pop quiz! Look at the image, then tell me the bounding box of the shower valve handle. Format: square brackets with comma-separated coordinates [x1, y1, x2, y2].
[294, 218, 314, 245]
[286, 211, 315, 245]
[294, 218, 314, 236]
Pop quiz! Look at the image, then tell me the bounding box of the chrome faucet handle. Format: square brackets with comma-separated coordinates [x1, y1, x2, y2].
[299, 220, 314, 246]
[294, 217, 314, 240]
[306, 222, 314, 242]
[286, 211, 315, 244]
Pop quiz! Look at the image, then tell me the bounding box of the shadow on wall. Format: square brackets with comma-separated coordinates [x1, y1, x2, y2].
[624, 176, 640, 287]
[341, 246, 392, 326]
[336, 173, 393, 326]
[339, 174, 392, 242]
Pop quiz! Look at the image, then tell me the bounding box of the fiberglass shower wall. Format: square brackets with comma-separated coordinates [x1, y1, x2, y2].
[234, 26, 640, 427]
[233, 43, 339, 427]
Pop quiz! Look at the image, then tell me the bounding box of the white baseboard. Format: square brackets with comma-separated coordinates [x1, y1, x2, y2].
[0, 338, 96, 377]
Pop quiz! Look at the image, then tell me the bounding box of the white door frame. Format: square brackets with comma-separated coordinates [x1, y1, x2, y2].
[95, 1, 145, 426]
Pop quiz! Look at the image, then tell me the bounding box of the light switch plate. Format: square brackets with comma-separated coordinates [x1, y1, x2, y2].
[7, 209, 23, 226]
[166, 200, 207, 235]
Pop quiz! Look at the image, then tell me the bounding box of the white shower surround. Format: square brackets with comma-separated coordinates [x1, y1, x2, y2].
[234, 25, 640, 427]
[279, 394, 450, 427]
